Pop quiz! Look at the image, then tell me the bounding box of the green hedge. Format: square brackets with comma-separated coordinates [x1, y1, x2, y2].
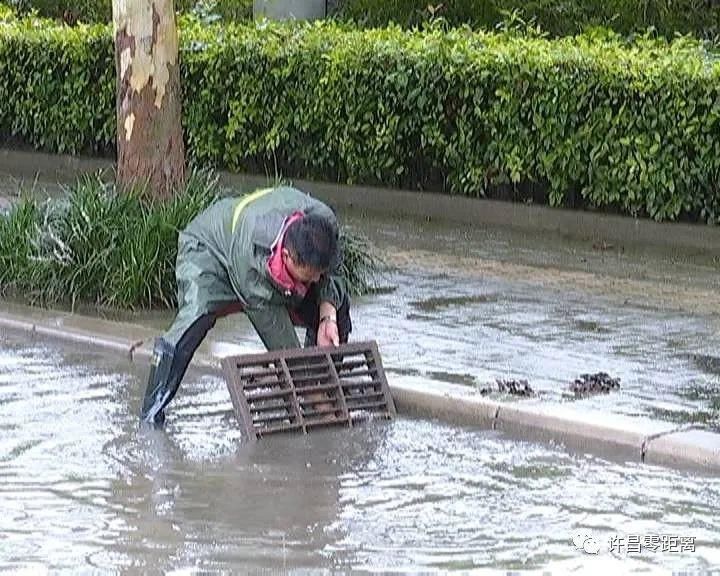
[0, 19, 115, 154]
[1, 17, 719, 223]
[3, 0, 252, 23]
[332, 0, 720, 39]
[0, 3, 13, 20]
[6, 0, 110, 23]
[10, 0, 720, 39]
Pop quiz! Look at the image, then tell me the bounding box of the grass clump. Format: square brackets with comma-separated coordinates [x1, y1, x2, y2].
[0, 170, 382, 309]
[339, 231, 385, 297]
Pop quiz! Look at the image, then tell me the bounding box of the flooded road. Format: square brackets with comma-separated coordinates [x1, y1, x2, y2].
[352, 267, 720, 429]
[1, 172, 719, 424]
[341, 208, 720, 428]
[2, 170, 720, 571]
[1, 330, 720, 573]
[118, 263, 720, 432]
[104, 207, 720, 430]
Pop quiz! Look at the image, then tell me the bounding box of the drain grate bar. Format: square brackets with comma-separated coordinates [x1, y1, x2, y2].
[334, 359, 369, 370]
[249, 400, 290, 408]
[253, 413, 296, 424]
[294, 383, 338, 394]
[289, 366, 330, 375]
[247, 392, 294, 404]
[338, 371, 378, 380]
[292, 373, 332, 384]
[346, 392, 386, 401]
[286, 360, 329, 371]
[340, 379, 384, 387]
[259, 423, 303, 435]
[348, 400, 388, 410]
[221, 341, 395, 440]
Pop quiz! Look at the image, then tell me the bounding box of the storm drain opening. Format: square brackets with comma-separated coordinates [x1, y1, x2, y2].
[221, 341, 396, 440]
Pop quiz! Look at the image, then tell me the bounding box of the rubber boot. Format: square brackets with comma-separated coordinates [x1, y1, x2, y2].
[140, 338, 183, 427]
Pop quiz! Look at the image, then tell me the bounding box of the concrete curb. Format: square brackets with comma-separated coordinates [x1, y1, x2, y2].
[1, 304, 718, 474]
[2, 148, 719, 254]
[644, 429, 720, 472]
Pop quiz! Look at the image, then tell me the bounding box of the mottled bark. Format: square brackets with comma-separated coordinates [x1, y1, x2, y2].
[113, 0, 185, 199]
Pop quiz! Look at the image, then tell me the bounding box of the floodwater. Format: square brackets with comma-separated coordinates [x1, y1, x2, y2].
[132, 208, 718, 430]
[3, 172, 718, 425]
[1, 330, 720, 573]
[340, 210, 720, 429]
[2, 169, 720, 571]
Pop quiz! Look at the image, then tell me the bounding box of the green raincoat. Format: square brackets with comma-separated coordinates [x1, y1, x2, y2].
[164, 186, 347, 350]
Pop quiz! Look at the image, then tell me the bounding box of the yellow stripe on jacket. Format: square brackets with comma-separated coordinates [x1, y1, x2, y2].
[231, 187, 273, 233]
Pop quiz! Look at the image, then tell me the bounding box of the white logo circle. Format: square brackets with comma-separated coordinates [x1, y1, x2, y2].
[572, 532, 600, 554]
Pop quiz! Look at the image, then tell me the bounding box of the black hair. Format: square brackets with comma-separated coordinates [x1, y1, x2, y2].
[283, 213, 337, 270]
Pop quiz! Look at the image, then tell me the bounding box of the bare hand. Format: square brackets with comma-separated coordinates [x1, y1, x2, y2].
[317, 318, 339, 347]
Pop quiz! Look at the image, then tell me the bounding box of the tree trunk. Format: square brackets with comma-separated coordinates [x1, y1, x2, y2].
[113, 0, 185, 199]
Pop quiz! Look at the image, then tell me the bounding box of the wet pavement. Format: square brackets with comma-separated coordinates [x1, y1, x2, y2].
[1, 330, 720, 573]
[341, 210, 720, 431]
[112, 263, 720, 433]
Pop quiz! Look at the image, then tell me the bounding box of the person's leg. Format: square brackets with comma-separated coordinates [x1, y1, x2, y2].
[295, 283, 352, 348]
[140, 234, 238, 426]
[141, 313, 216, 425]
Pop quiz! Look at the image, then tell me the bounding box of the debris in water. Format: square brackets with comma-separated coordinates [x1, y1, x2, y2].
[479, 379, 534, 397]
[592, 240, 614, 252]
[569, 372, 620, 397]
[689, 353, 720, 377]
[409, 294, 497, 312]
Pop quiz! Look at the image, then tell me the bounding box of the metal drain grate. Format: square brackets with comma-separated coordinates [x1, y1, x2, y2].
[221, 341, 396, 440]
